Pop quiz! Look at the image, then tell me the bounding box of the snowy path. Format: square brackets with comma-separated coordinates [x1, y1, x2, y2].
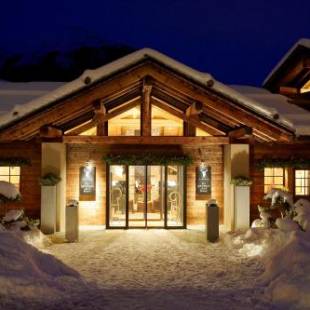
[45, 229, 275, 310]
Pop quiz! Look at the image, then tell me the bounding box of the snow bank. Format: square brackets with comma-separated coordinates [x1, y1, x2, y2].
[0, 230, 95, 308]
[0, 231, 78, 279]
[0, 181, 20, 200]
[226, 227, 310, 308]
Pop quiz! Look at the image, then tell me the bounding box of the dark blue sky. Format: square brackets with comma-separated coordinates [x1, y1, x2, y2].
[0, 0, 310, 85]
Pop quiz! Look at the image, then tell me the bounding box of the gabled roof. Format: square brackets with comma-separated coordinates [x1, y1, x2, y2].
[230, 85, 310, 136]
[263, 38, 310, 91]
[0, 48, 294, 132]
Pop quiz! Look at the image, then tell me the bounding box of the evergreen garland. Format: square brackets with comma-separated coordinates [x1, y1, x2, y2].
[0, 158, 31, 166]
[256, 158, 310, 170]
[103, 153, 193, 166]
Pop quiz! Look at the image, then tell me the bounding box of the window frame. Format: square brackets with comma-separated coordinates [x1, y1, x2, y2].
[263, 167, 285, 194]
[294, 169, 310, 197]
[0, 166, 21, 190]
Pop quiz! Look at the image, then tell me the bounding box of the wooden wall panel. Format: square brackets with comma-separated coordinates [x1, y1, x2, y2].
[0, 143, 41, 218]
[66, 144, 224, 226]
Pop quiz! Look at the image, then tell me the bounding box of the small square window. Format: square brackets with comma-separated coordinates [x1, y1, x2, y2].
[264, 167, 284, 193]
[295, 170, 310, 196]
[0, 166, 21, 189]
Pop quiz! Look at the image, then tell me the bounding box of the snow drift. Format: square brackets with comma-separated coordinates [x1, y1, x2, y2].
[0, 231, 78, 279]
[226, 224, 310, 308]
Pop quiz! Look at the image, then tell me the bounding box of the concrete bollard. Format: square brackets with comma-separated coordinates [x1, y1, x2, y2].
[207, 199, 219, 242]
[65, 200, 79, 242]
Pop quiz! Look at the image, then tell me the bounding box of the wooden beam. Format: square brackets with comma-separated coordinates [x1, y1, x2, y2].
[94, 100, 108, 136]
[183, 122, 196, 136]
[63, 135, 229, 145]
[39, 125, 63, 138]
[152, 97, 226, 136]
[228, 126, 253, 139]
[141, 76, 152, 136]
[65, 120, 97, 136]
[65, 99, 140, 136]
[185, 101, 203, 118]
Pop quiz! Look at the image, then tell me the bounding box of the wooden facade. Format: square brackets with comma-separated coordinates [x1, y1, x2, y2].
[0, 48, 309, 230]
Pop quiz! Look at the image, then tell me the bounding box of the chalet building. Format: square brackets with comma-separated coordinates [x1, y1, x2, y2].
[0, 40, 309, 231]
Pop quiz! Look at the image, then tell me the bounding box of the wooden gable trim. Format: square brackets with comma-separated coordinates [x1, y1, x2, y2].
[0, 60, 294, 142]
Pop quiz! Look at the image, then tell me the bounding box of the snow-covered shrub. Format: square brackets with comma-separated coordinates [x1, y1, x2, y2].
[0, 181, 20, 202]
[293, 199, 310, 231]
[226, 227, 310, 308]
[251, 205, 272, 228]
[275, 217, 299, 232]
[264, 188, 294, 219]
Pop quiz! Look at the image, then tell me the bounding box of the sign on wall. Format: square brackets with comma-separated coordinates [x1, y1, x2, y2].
[79, 166, 96, 201]
[196, 165, 211, 198]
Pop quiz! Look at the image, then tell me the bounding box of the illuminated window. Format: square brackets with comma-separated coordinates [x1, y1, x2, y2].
[264, 167, 284, 193]
[196, 128, 211, 136]
[108, 105, 141, 136]
[0, 166, 21, 189]
[152, 105, 183, 136]
[295, 170, 310, 196]
[301, 80, 310, 93]
[79, 126, 96, 136]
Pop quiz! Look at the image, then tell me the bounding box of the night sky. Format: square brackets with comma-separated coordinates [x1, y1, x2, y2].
[0, 0, 310, 86]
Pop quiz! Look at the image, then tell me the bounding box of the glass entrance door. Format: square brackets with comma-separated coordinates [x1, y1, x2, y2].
[128, 165, 146, 227]
[108, 165, 185, 228]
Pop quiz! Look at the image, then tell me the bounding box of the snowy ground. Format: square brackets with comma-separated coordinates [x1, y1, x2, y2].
[41, 228, 274, 310]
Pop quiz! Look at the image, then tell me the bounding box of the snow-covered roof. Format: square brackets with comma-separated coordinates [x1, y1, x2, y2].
[0, 48, 298, 132]
[263, 38, 310, 86]
[0, 81, 64, 115]
[230, 85, 310, 136]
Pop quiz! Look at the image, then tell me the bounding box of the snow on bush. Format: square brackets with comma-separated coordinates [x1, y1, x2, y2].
[275, 217, 299, 232]
[226, 228, 310, 308]
[294, 199, 310, 231]
[0, 181, 20, 200]
[2, 209, 24, 222]
[227, 196, 310, 308]
[264, 188, 294, 208]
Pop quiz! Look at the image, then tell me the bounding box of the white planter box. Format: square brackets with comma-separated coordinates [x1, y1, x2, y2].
[41, 186, 57, 234]
[234, 186, 250, 230]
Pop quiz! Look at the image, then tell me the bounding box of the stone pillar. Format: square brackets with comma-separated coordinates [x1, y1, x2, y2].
[224, 144, 250, 231]
[41, 143, 66, 232]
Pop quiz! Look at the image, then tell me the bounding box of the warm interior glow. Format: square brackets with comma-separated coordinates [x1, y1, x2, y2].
[295, 170, 310, 196]
[0, 166, 20, 189]
[264, 167, 285, 193]
[80, 126, 96, 136]
[301, 80, 310, 93]
[108, 105, 141, 136]
[196, 127, 211, 136]
[151, 105, 183, 136]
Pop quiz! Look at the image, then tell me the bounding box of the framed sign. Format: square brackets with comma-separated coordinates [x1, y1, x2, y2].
[79, 166, 96, 201]
[196, 165, 211, 197]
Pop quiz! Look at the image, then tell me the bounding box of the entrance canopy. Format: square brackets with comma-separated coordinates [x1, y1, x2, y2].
[0, 48, 295, 143]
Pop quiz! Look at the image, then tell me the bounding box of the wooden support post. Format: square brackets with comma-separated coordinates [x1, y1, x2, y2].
[40, 125, 63, 138]
[141, 76, 152, 136]
[94, 100, 108, 136]
[183, 122, 196, 136]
